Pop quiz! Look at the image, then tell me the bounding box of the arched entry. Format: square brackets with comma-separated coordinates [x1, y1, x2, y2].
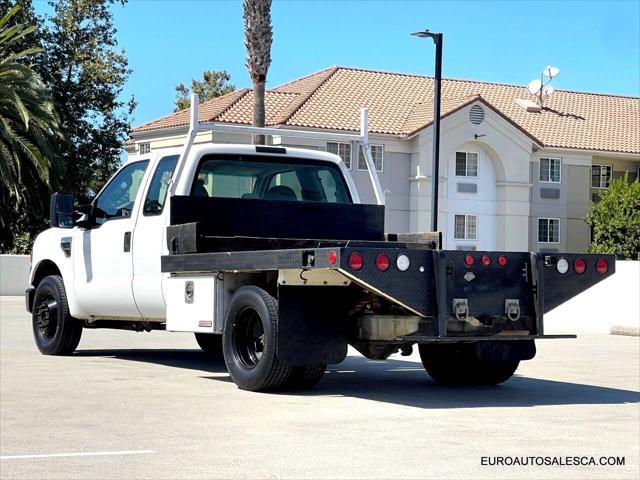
[445, 143, 498, 250]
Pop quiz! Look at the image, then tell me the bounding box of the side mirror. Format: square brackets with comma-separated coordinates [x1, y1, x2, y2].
[50, 192, 74, 228]
[75, 204, 94, 229]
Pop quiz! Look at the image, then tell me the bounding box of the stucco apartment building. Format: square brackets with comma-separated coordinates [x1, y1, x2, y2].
[127, 66, 640, 253]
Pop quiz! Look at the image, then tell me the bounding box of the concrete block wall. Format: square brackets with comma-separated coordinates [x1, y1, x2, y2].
[545, 260, 640, 334]
[0, 255, 30, 296]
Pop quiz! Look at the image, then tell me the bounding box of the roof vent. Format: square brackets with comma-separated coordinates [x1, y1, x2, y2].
[469, 105, 485, 125]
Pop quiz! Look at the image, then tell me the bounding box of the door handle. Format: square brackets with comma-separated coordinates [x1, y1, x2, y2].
[123, 231, 132, 252]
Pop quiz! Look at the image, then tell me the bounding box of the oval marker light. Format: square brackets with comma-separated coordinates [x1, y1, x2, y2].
[328, 251, 337, 265]
[349, 252, 363, 271]
[596, 258, 608, 275]
[556, 258, 569, 274]
[376, 253, 390, 272]
[574, 258, 586, 274]
[498, 255, 508, 267]
[464, 255, 474, 267]
[481, 255, 491, 267]
[396, 254, 410, 271]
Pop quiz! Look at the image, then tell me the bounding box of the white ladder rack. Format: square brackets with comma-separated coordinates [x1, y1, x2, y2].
[169, 93, 385, 205]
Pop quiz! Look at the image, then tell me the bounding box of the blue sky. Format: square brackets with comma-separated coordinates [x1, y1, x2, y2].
[36, 0, 640, 127]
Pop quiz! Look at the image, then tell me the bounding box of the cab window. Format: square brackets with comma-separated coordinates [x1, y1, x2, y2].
[94, 160, 149, 224]
[192, 155, 351, 203]
[143, 155, 178, 216]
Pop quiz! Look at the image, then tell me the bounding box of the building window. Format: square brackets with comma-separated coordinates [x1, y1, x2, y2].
[357, 145, 383, 172]
[455, 152, 478, 177]
[540, 157, 561, 183]
[591, 164, 612, 188]
[326, 142, 351, 169]
[454, 214, 477, 240]
[538, 218, 560, 243]
[139, 142, 151, 155]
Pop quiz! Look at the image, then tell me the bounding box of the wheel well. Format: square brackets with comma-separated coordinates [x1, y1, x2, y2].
[32, 260, 62, 289]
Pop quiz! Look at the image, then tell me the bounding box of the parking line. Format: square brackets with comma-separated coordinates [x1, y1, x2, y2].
[1, 450, 154, 460]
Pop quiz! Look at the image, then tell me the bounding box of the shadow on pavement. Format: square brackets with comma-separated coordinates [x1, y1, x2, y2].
[75, 348, 640, 409]
[75, 348, 227, 373]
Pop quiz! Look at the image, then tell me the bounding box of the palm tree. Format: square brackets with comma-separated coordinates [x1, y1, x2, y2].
[0, 5, 63, 241]
[243, 0, 272, 145]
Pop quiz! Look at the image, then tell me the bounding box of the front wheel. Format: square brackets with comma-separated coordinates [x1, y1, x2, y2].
[419, 343, 519, 385]
[32, 275, 82, 355]
[222, 286, 292, 392]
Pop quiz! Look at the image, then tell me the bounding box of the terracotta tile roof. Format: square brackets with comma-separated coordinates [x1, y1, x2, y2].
[131, 66, 640, 154]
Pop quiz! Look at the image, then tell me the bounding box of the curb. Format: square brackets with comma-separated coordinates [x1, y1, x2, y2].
[610, 325, 640, 337]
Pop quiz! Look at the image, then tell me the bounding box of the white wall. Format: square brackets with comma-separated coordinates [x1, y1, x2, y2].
[0, 255, 30, 296]
[545, 260, 640, 334]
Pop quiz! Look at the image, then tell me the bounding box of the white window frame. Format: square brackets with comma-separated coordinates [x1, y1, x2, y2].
[537, 217, 560, 244]
[539, 157, 561, 183]
[454, 151, 479, 178]
[591, 164, 612, 189]
[357, 144, 384, 172]
[138, 142, 151, 155]
[453, 214, 478, 241]
[326, 142, 351, 170]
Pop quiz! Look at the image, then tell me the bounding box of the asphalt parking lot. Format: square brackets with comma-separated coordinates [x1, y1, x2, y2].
[1, 296, 639, 480]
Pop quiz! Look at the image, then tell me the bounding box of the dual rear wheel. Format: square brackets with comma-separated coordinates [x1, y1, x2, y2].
[200, 286, 326, 392]
[418, 343, 519, 385]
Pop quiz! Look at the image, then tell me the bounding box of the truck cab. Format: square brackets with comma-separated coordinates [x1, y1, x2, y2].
[28, 144, 358, 323]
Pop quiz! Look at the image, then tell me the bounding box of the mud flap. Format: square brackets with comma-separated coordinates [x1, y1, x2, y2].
[277, 286, 352, 366]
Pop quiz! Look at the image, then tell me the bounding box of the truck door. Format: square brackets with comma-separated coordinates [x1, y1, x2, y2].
[73, 159, 150, 318]
[131, 154, 179, 319]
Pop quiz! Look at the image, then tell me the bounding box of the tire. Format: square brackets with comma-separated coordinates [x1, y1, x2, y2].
[282, 365, 326, 391]
[195, 333, 223, 356]
[32, 275, 82, 355]
[418, 343, 519, 386]
[222, 286, 292, 392]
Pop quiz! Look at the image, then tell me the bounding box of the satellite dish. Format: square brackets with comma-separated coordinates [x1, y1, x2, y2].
[544, 65, 560, 78]
[543, 84, 555, 96]
[527, 79, 542, 95]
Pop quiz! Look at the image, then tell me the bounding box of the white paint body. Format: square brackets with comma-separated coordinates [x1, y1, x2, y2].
[29, 145, 358, 323]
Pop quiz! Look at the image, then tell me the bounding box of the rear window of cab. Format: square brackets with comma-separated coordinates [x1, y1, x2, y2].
[191, 155, 352, 203]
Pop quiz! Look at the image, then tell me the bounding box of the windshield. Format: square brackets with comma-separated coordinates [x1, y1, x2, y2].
[191, 155, 352, 203]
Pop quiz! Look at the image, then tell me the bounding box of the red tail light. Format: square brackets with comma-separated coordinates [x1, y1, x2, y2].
[464, 254, 474, 266]
[497, 255, 507, 267]
[596, 258, 608, 275]
[481, 255, 491, 266]
[574, 258, 586, 274]
[349, 252, 363, 270]
[328, 251, 337, 265]
[376, 254, 390, 271]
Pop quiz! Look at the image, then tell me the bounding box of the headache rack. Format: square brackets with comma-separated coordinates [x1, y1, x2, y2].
[168, 93, 386, 205]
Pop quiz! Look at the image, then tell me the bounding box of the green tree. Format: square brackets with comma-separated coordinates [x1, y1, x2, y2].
[174, 70, 235, 111]
[243, 0, 272, 145]
[0, 4, 63, 252]
[585, 173, 640, 260]
[38, 0, 134, 204]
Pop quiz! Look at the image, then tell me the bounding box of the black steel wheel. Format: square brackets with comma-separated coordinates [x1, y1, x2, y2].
[32, 275, 82, 355]
[222, 286, 292, 392]
[194, 333, 223, 358]
[418, 343, 519, 386]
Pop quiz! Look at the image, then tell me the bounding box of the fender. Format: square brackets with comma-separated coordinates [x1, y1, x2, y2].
[29, 227, 85, 318]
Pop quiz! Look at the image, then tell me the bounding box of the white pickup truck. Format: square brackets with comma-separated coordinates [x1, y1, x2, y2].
[26, 105, 614, 392]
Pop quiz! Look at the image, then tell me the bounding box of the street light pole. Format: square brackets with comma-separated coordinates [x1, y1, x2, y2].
[411, 29, 443, 232]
